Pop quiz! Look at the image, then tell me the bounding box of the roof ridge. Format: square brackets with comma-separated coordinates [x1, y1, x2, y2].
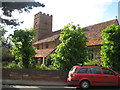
[52, 30, 61, 33]
[83, 19, 118, 28]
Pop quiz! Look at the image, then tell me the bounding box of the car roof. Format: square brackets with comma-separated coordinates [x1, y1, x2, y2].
[72, 65, 119, 74]
[73, 65, 104, 68]
[73, 65, 114, 70]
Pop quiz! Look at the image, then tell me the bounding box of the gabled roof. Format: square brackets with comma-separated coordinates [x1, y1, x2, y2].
[33, 34, 60, 45]
[34, 49, 55, 57]
[33, 19, 119, 46]
[84, 19, 119, 46]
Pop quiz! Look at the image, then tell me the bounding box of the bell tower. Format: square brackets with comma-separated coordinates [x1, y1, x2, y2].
[34, 12, 52, 41]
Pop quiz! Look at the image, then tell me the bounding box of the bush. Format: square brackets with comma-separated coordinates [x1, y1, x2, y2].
[4, 61, 22, 68]
[35, 65, 57, 70]
[5, 63, 22, 68]
[3, 61, 57, 70]
[0, 63, 2, 68]
[48, 65, 57, 70]
[36, 65, 48, 70]
[84, 59, 100, 65]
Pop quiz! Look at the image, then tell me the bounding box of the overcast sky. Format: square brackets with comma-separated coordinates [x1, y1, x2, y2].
[4, 0, 119, 35]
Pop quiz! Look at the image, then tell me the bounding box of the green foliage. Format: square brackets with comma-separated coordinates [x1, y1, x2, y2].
[5, 63, 19, 68]
[1, 2, 45, 27]
[0, 28, 12, 48]
[50, 23, 88, 71]
[0, 28, 14, 62]
[101, 24, 120, 71]
[4, 63, 57, 70]
[84, 59, 99, 65]
[36, 65, 49, 70]
[0, 63, 2, 68]
[35, 65, 57, 70]
[0, 28, 7, 37]
[11, 28, 36, 68]
[4, 61, 22, 69]
[47, 65, 57, 70]
[2, 47, 14, 62]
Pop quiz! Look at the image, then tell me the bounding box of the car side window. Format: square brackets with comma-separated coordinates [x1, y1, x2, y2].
[78, 68, 88, 73]
[88, 68, 101, 74]
[102, 68, 115, 75]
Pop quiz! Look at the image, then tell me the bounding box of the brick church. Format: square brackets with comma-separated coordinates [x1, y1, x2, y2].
[33, 12, 119, 65]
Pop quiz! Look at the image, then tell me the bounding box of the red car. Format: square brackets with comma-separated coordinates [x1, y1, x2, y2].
[67, 64, 120, 89]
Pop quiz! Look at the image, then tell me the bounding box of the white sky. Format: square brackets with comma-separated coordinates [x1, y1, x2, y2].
[3, 0, 119, 35]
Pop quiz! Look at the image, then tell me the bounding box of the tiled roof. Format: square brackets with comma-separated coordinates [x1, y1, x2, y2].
[33, 19, 119, 46]
[33, 34, 60, 45]
[83, 19, 119, 46]
[33, 19, 119, 58]
[34, 49, 55, 57]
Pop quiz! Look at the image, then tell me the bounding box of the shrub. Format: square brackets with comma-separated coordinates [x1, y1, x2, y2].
[84, 59, 100, 65]
[48, 65, 57, 70]
[35, 65, 57, 70]
[5, 63, 22, 68]
[4, 61, 22, 68]
[35, 65, 48, 70]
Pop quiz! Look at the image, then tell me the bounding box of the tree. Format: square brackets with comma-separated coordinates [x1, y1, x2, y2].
[0, 28, 12, 48]
[0, 28, 14, 62]
[101, 24, 120, 71]
[1, 1, 45, 27]
[50, 23, 88, 70]
[11, 28, 36, 68]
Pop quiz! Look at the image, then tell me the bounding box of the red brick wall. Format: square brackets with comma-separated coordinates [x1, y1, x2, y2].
[2, 68, 68, 82]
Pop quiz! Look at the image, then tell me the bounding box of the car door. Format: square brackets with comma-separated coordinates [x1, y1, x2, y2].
[101, 68, 118, 86]
[87, 68, 103, 86]
[75, 68, 89, 82]
[118, 74, 120, 86]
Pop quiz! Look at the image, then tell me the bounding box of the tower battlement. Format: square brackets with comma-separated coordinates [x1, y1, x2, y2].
[35, 12, 52, 19]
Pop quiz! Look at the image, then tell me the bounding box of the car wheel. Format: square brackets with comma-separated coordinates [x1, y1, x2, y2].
[80, 80, 90, 89]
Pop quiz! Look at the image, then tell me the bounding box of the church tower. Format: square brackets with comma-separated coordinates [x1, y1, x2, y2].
[34, 12, 52, 41]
